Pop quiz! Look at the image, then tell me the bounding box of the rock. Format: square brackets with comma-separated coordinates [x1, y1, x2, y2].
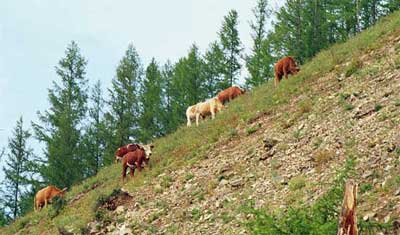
[119, 224, 133, 235]
[219, 179, 229, 187]
[230, 178, 243, 187]
[384, 214, 391, 223]
[115, 206, 125, 215]
[362, 171, 373, 179]
[263, 137, 279, 150]
[363, 212, 376, 221]
[106, 224, 116, 232]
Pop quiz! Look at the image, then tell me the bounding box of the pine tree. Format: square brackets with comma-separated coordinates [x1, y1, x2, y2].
[246, 0, 274, 87]
[32, 41, 88, 188]
[82, 80, 107, 176]
[2, 117, 33, 219]
[138, 58, 163, 142]
[386, 0, 400, 13]
[219, 10, 243, 87]
[108, 44, 142, 147]
[168, 45, 206, 127]
[160, 61, 176, 134]
[203, 41, 225, 96]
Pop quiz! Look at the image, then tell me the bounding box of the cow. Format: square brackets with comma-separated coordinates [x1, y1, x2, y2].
[217, 86, 246, 104]
[274, 56, 300, 86]
[34, 185, 67, 211]
[121, 143, 154, 183]
[186, 105, 206, 126]
[194, 97, 224, 126]
[115, 144, 142, 163]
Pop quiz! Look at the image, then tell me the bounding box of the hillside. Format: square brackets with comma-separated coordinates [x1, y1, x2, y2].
[3, 11, 400, 235]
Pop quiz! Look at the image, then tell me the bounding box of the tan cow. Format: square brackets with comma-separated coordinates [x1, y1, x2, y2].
[34, 185, 67, 211]
[194, 97, 224, 126]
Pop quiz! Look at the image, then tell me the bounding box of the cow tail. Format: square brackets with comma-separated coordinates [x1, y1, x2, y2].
[33, 196, 36, 211]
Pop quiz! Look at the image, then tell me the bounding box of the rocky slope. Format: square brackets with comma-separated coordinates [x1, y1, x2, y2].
[3, 11, 400, 235]
[86, 33, 400, 235]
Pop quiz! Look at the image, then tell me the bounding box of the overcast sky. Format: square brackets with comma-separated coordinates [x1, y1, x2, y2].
[0, 0, 283, 180]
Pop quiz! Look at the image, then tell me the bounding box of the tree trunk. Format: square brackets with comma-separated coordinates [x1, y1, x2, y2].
[337, 180, 358, 235]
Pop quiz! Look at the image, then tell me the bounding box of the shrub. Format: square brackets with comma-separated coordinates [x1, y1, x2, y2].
[374, 104, 383, 112]
[298, 98, 313, 114]
[345, 59, 362, 77]
[289, 176, 307, 191]
[313, 149, 335, 167]
[48, 196, 67, 218]
[360, 183, 373, 193]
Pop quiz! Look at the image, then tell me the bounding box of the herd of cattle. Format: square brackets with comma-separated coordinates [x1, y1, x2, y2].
[33, 56, 300, 211]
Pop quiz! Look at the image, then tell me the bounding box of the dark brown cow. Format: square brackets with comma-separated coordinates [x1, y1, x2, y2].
[34, 185, 67, 211]
[115, 144, 141, 163]
[121, 144, 154, 183]
[217, 86, 246, 105]
[274, 56, 300, 86]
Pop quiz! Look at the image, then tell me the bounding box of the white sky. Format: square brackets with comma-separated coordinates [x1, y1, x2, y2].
[0, 0, 284, 180]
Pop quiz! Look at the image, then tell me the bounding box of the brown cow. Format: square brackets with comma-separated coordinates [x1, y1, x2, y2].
[121, 144, 154, 183]
[115, 144, 142, 163]
[274, 56, 300, 86]
[34, 185, 67, 211]
[217, 86, 246, 104]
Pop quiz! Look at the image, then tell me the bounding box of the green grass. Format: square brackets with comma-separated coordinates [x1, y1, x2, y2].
[3, 10, 400, 235]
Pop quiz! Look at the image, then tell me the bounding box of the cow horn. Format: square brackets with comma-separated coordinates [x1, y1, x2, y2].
[62, 187, 68, 192]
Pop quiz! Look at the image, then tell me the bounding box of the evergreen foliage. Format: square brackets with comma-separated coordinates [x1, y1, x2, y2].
[2, 117, 34, 219]
[32, 41, 88, 189]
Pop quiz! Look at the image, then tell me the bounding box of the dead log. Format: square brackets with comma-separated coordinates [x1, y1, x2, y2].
[337, 180, 358, 235]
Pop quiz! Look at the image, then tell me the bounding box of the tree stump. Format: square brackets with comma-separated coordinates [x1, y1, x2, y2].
[337, 180, 358, 235]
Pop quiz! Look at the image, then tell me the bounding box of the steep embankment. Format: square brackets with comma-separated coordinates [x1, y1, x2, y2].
[2, 11, 400, 235]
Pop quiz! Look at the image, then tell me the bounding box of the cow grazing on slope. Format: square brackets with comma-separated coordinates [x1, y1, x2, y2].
[34, 185, 67, 211]
[274, 56, 300, 86]
[122, 144, 154, 183]
[115, 143, 142, 163]
[194, 97, 224, 126]
[186, 105, 206, 126]
[217, 86, 246, 104]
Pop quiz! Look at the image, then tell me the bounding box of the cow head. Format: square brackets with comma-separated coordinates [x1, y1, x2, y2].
[214, 97, 224, 112]
[291, 67, 300, 75]
[142, 143, 154, 165]
[59, 187, 68, 196]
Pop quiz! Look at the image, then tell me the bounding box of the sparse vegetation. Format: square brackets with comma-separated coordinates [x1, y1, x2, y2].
[345, 58, 362, 77]
[288, 176, 307, 191]
[298, 97, 313, 114]
[313, 149, 335, 167]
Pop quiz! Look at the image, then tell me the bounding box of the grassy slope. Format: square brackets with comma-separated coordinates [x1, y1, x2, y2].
[2, 10, 400, 235]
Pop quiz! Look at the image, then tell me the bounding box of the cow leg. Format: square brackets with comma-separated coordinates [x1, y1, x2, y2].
[283, 68, 288, 80]
[122, 164, 128, 183]
[130, 167, 135, 179]
[274, 72, 280, 86]
[44, 199, 48, 209]
[187, 115, 191, 126]
[196, 113, 200, 126]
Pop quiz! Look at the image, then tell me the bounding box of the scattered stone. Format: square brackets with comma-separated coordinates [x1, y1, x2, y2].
[384, 214, 391, 223]
[395, 189, 400, 196]
[263, 137, 279, 150]
[362, 171, 373, 179]
[230, 178, 243, 187]
[219, 179, 229, 187]
[115, 206, 125, 215]
[363, 212, 377, 221]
